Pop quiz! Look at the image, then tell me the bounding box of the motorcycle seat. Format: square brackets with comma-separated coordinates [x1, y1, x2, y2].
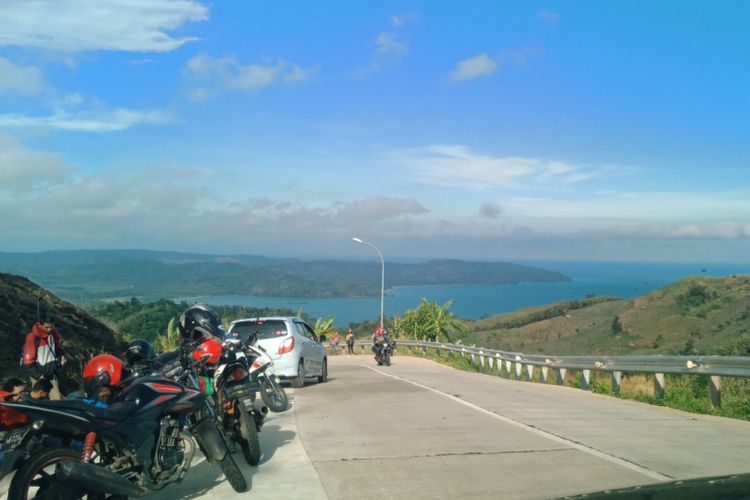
[17, 398, 134, 421]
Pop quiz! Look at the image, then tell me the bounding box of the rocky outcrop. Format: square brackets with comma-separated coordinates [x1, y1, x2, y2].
[0, 273, 123, 387]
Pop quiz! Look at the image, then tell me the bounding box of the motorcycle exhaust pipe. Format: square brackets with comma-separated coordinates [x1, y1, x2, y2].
[252, 404, 269, 426]
[56, 460, 148, 497]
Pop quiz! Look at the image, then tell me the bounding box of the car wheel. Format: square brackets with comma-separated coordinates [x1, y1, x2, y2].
[318, 358, 328, 383]
[291, 359, 305, 388]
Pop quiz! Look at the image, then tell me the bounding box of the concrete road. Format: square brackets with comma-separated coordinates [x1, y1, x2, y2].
[2, 355, 750, 499]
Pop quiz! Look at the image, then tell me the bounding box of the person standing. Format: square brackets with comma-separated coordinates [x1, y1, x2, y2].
[330, 330, 341, 355]
[23, 316, 66, 400]
[346, 328, 355, 355]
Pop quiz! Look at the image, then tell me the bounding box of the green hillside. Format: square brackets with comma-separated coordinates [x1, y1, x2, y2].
[463, 275, 750, 356]
[0, 250, 569, 302]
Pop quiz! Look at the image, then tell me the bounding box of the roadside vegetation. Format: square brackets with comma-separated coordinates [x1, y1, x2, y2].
[85, 275, 750, 420]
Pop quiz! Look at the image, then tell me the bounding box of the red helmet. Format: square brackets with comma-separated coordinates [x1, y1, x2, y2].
[83, 354, 124, 399]
[192, 338, 222, 365]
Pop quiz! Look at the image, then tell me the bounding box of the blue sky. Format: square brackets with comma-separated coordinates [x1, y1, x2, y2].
[1, 1, 749, 262]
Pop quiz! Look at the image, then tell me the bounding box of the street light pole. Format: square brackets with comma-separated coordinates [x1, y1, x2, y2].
[352, 237, 384, 329]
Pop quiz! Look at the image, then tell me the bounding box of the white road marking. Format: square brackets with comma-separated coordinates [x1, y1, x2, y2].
[369, 366, 673, 482]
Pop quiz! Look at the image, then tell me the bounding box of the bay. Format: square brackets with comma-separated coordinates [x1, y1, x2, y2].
[175, 261, 750, 328]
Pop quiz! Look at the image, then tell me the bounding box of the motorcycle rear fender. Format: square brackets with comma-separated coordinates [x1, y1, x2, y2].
[0, 449, 27, 482]
[191, 418, 227, 462]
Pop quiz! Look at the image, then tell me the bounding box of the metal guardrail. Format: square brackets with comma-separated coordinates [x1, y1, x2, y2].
[347, 340, 750, 408]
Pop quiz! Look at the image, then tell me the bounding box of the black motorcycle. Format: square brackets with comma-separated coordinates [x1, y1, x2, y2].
[374, 339, 395, 366]
[208, 339, 268, 466]
[1, 354, 247, 499]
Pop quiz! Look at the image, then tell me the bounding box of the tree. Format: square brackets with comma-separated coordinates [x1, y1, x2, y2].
[391, 298, 464, 342]
[314, 315, 336, 338]
[155, 317, 180, 352]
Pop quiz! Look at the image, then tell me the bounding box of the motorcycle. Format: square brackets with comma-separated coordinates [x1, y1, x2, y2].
[209, 339, 267, 466]
[242, 339, 289, 413]
[1, 346, 248, 499]
[374, 339, 395, 366]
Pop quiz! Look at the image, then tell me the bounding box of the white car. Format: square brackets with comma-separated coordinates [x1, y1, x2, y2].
[226, 316, 328, 387]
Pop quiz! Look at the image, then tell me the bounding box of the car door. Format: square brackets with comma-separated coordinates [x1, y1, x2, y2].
[293, 321, 315, 376]
[299, 321, 323, 374]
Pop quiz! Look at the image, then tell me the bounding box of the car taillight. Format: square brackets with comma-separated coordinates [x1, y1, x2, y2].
[229, 366, 249, 382]
[277, 336, 295, 355]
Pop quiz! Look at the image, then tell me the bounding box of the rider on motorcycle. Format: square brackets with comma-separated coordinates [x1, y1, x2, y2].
[371, 326, 386, 356]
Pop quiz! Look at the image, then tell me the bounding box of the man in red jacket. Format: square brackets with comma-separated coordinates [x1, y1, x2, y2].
[23, 317, 66, 400]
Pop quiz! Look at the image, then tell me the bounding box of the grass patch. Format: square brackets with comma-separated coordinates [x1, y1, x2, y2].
[389, 345, 750, 421]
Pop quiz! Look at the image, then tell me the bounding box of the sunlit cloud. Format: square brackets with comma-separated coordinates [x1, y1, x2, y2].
[375, 33, 409, 55]
[449, 54, 497, 81]
[0, 57, 46, 95]
[0, 108, 171, 132]
[449, 48, 536, 81]
[185, 54, 318, 98]
[0, 0, 208, 52]
[505, 191, 750, 222]
[392, 145, 601, 189]
[0, 135, 75, 190]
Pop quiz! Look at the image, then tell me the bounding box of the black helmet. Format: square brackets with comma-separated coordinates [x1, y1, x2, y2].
[179, 304, 225, 342]
[125, 339, 155, 365]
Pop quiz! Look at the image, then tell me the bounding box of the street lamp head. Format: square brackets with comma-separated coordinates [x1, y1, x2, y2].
[352, 237, 364, 244]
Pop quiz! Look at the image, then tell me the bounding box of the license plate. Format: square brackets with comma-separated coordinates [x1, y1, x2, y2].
[0, 427, 29, 450]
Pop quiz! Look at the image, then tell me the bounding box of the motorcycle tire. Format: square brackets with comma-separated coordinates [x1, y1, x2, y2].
[238, 403, 262, 466]
[217, 452, 249, 493]
[384, 351, 391, 366]
[8, 448, 84, 500]
[261, 375, 289, 412]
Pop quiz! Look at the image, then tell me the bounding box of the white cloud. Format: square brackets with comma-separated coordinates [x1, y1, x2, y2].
[392, 145, 598, 189]
[0, 57, 46, 95]
[335, 197, 427, 222]
[185, 54, 318, 97]
[449, 54, 497, 81]
[505, 191, 750, 222]
[0, 108, 171, 132]
[375, 32, 409, 55]
[0, 0, 208, 52]
[0, 135, 74, 190]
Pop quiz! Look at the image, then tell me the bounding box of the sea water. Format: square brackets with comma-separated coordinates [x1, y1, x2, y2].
[176, 261, 750, 327]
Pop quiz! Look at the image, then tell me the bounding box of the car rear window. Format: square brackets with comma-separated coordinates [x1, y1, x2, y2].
[230, 320, 289, 341]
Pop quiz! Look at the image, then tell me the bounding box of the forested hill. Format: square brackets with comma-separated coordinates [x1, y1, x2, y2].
[0, 250, 569, 302]
[0, 273, 123, 381]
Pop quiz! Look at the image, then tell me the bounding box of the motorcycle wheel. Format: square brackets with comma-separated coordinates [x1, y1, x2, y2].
[238, 403, 261, 466]
[217, 452, 248, 493]
[8, 448, 84, 500]
[384, 351, 391, 366]
[261, 375, 289, 412]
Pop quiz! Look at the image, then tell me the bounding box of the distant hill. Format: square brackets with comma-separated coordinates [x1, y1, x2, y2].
[0, 250, 569, 302]
[463, 275, 750, 356]
[0, 273, 124, 384]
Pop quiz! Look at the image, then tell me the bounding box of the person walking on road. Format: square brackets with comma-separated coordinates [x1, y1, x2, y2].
[330, 330, 341, 355]
[346, 328, 355, 355]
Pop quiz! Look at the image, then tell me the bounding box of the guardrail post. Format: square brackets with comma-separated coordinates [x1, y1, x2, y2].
[526, 364, 534, 382]
[469, 353, 475, 366]
[514, 362, 522, 379]
[488, 356, 494, 369]
[709, 375, 721, 409]
[541, 366, 549, 383]
[611, 371, 622, 395]
[580, 369, 591, 390]
[556, 368, 567, 386]
[504, 360, 512, 377]
[479, 351, 485, 369]
[654, 373, 665, 399]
